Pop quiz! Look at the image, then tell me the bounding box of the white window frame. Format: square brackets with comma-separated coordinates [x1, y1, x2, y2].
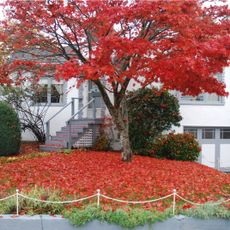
[34, 77, 67, 106]
[184, 127, 230, 140]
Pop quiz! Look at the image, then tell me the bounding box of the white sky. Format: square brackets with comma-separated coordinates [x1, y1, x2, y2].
[0, 0, 229, 20]
[0, 0, 5, 20]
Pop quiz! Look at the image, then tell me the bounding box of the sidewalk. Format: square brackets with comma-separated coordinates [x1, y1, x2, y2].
[0, 215, 229, 230]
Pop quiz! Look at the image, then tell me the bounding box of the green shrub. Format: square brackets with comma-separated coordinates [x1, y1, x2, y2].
[127, 88, 182, 155]
[150, 133, 200, 161]
[0, 102, 21, 156]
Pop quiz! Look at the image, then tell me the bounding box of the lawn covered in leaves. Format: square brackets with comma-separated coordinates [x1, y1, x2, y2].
[0, 150, 229, 211]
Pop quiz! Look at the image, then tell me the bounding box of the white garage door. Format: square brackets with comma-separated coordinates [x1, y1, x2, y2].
[184, 127, 230, 172]
[201, 144, 215, 168]
[220, 144, 230, 168]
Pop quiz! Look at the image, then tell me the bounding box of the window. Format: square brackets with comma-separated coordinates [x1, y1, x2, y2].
[184, 127, 198, 138]
[202, 128, 215, 139]
[34, 84, 48, 103]
[220, 128, 230, 139]
[178, 73, 224, 104]
[180, 95, 204, 102]
[33, 77, 65, 105]
[184, 127, 230, 140]
[180, 93, 223, 104]
[51, 84, 64, 103]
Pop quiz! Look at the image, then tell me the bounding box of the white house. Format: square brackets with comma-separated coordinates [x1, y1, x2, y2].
[173, 67, 230, 172]
[17, 65, 230, 172]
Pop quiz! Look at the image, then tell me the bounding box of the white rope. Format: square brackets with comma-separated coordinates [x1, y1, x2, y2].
[0, 194, 16, 202]
[100, 193, 173, 204]
[1, 190, 230, 208]
[18, 193, 97, 204]
[176, 194, 230, 206]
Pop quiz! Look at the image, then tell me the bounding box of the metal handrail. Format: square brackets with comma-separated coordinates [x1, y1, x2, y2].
[67, 98, 95, 123]
[45, 97, 82, 139]
[46, 97, 82, 123]
[46, 101, 72, 124]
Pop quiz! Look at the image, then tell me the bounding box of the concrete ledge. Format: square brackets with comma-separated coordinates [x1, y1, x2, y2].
[0, 215, 229, 230]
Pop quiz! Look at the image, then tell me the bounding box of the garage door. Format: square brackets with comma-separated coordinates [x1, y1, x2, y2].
[184, 127, 230, 172]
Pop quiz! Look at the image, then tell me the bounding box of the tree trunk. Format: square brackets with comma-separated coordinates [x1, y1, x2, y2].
[93, 79, 132, 161]
[119, 121, 132, 162]
[113, 98, 133, 162]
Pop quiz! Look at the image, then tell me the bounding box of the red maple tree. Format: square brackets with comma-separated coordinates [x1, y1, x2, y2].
[0, 0, 229, 161]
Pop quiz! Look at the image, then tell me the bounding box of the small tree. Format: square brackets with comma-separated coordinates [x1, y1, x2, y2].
[127, 88, 182, 155]
[1, 85, 49, 143]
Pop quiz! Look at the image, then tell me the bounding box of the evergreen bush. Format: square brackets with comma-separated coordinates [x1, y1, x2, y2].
[127, 88, 182, 155]
[0, 102, 21, 156]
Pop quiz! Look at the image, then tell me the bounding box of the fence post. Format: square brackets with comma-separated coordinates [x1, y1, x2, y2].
[16, 189, 19, 216]
[97, 189, 100, 208]
[172, 189, 177, 215]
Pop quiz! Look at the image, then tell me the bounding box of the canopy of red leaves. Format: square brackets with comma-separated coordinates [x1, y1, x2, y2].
[0, 0, 229, 96]
[0, 151, 229, 210]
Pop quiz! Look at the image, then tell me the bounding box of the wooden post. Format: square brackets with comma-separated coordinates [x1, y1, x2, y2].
[97, 189, 100, 208]
[173, 189, 177, 215]
[16, 189, 19, 216]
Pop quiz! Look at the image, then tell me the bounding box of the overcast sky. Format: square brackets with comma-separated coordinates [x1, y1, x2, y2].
[0, 0, 229, 21]
[0, 0, 5, 20]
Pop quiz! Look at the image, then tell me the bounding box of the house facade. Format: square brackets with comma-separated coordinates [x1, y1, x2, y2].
[19, 67, 230, 172]
[173, 67, 230, 172]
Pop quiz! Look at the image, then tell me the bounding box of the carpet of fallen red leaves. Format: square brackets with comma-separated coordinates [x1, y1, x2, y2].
[0, 150, 229, 210]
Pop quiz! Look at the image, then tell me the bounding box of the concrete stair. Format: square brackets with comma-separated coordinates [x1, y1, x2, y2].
[40, 118, 102, 152]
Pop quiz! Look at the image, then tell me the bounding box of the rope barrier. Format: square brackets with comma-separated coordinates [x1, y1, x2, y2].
[176, 194, 230, 206]
[0, 189, 229, 216]
[0, 194, 16, 201]
[100, 193, 173, 204]
[18, 193, 97, 204]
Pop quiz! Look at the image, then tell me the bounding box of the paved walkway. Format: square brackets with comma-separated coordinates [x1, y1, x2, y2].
[0, 215, 229, 230]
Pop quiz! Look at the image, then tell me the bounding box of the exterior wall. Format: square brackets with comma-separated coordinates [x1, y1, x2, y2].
[172, 67, 230, 171]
